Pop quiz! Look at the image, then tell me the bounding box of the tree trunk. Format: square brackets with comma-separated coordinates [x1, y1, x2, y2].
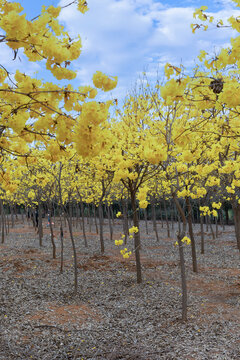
[11, 205, 14, 228]
[172, 194, 188, 321]
[60, 223, 64, 273]
[151, 197, 159, 242]
[38, 202, 43, 247]
[130, 191, 142, 284]
[48, 204, 56, 259]
[66, 213, 78, 294]
[232, 202, 240, 251]
[122, 199, 129, 244]
[209, 216, 215, 240]
[94, 205, 98, 234]
[98, 202, 105, 253]
[215, 215, 219, 238]
[107, 205, 113, 241]
[225, 203, 229, 226]
[171, 200, 174, 230]
[186, 197, 198, 273]
[178, 232, 188, 321]
[159, 200, 164, 228]
[164, 197, 170, 237]
[1, 199, 4, 244]
[220, 208, 225, 231]
[144, 208, 148, 234]
[80, 201, 88, 247]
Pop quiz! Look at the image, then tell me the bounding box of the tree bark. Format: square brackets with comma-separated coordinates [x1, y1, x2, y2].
[94, 205, 98, 234]
[130, 190, 142, 284]
[48, 205, 56, 259]
[151, 197, 159, 242]
[80, 201, 88, 247]
[1, 199, 5, 244]
[38, 201, 43, 247]
[107, 205, 113, 241]
[186, 197, 198, 273]
[98, 202, 105, 254]
[164, 197, 170, 237]
[172, 194, 188, 321]
[232, 202, 240, 251]
[122, 199, 129, 244]
[144, 208, 148, 234]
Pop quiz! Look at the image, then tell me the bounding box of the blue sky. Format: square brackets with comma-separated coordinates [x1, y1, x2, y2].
[2, 0, 240, 103]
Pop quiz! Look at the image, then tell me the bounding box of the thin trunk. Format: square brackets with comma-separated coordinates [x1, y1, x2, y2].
[1, 200, 4, 244]
[199, 200, 205, 255]
[98, 202, 105, 253]
[209, 216, 215, 240]
[205, 216, 209, 232]
[89, 205, 93, 232]
[186, 197, 198, 273]
[225, 203, 229, 226]
[66, 215, 78, 294]
[94, 205, 98, 234]
[232, 202, 240, 251]
[151, 197, 159, 242]
[110, 205, 115, 226]
[220, 209, 225, 231]
[11, 205, 14, 228]
[144, 208, 148, 234]
[78, 203, 82, 230]
[60, 218, 64, 274]
[49, 213, 56, 259]
[178, 233, 188, 321]
[122, 199, 128, 244]
[215, 215, 219, 238]
[38, 202, 43, 247]
[107, 205, 113, 241]
[53, 204, 56, 228]
[171, 201, 174, 230]
[58, 162, 78, 293]
[48, 203, 56, 259]
[172, 194, 188, 321]
[159, 200, 164, 228]
[130, 190, 142, 284]
[164, 197, 170, 237]
[5, 212, 9, 235]
[69, 200, 73, 229]
[80, 201, 88, 247]
[87, 204, 92, 232]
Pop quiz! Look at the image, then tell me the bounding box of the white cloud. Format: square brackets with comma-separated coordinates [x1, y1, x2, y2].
[1, 0, 236, 103]
[58, 0, 240, 102]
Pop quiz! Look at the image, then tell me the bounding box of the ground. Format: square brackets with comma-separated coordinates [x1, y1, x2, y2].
[0, 217, 240, 359]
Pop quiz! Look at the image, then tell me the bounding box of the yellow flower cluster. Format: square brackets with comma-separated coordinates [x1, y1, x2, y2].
[129, 226, 139, 234]
[77, 0, 89, 14]
[0, 2, 83, 79]
[193, 6, 208, 21]
[212, 202, 222, 209]
[226, 186, 235, 194]
[175, 236, 191, 246]
[120, 248, 132, 259]
[199, 206, 218, 217]
[92, 71, 118, 92]
[160, 78, 187, 105]
[137, 187, 149, 209]
[116, 211, 122, 218]
[164, 63, 181, 79]
[115, 239, 124, 246]
[205, 176, 220, 187]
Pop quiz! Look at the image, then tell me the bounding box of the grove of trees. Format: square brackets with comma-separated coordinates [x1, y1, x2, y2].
[1, 0, 240, 323]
